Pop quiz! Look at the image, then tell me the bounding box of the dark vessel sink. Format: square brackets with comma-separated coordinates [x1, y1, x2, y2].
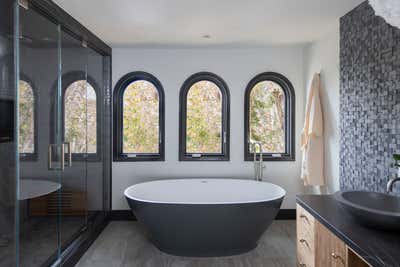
[334, 191, 400, 231]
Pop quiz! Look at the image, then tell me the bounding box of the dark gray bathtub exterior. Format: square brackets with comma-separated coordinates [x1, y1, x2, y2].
[126, 196, 284, 257]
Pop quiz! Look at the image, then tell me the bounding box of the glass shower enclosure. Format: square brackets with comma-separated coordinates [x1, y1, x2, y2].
[0, 1, 111, 266]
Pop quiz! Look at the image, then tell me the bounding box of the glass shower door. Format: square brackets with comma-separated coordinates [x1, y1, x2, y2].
[59, 29, 88, 250]
[12, 0, 110, 265]
[18, 5, 64, 266]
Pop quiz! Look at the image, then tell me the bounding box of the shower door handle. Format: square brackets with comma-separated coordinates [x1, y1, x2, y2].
[48, 144, 65, 171]
[64, 142, 72, 167]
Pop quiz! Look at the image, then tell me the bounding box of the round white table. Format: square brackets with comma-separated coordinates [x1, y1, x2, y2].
[19, 179, 61, 200]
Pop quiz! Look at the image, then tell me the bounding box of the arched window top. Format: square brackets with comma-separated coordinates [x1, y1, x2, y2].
[113, 71, 165, 161]
[64, 80, 96, 101]
[179, 72, 230, 161]
[19, 79, 36, 159]
[20, 80, 34, 99]
[115, 71, 164, 98]
[244, 72, 295, 161]
[123, 80, 160, 116]
[187, 80, 222, 103]
[180, 72, 229, 98]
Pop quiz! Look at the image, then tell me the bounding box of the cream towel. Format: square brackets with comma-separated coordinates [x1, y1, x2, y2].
[301, 73, 325, 186]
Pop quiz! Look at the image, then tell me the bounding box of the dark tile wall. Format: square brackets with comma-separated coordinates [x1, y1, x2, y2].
[340, 2, 400, 192]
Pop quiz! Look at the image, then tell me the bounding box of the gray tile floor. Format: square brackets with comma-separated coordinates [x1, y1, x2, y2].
[77, 220, 296, 267]
[0, 217, 84, 267]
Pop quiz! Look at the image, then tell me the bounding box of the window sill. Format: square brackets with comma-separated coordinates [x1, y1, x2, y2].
[244, 154, 295, 162]
[71, 154, 102, 162]
[179, 154, 230, 162]
[113, 154, 164, 162]
[20, 153, 38, 162]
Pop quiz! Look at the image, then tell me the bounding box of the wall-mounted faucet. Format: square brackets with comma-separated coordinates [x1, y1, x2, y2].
[386, 154, 400, 193]
[251, 142, 265, 181]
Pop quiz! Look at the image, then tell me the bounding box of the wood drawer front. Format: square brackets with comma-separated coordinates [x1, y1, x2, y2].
[297, 239, 315, 267]
[297, 204, 315, 267]
[297, 205, 315, 251]
[297, 204, 315, 235]
[316, 221, 346, 267]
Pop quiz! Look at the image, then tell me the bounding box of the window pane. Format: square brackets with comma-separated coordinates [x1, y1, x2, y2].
[123, 80, 159, 154]
[19, 80, 34, 153]
[64, 80, 97, 153]
[186, 81, 222, 153]
[249, 81, 285, 153]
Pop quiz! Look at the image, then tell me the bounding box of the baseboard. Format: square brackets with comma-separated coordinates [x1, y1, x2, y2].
[109, 209, 296, 221]
[276, 209, 296, 220]
[109, 210, 137, 220]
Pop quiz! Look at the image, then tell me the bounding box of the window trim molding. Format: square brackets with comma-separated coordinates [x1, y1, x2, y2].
[113, 71, 165, 162]
[19, 73, 38, 161]
[50, 71, 102, 162]
[179, 72, 230, 161]
[244, 72, 295, 162]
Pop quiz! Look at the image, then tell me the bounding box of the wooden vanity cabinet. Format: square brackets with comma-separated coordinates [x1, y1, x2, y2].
[297, 204, 370, 267]
[315, 220, 346, 266]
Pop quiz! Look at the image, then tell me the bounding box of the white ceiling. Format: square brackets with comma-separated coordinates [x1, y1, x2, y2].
[54, 0, 364, 47]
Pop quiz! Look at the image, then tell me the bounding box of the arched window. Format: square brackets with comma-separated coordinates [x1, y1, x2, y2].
[244, 72, 295, 161]
[113, 72, 165, 161]
[64, 80, 97, 155]
[19, 79, 37, 160]
[179, 72, 230, 161]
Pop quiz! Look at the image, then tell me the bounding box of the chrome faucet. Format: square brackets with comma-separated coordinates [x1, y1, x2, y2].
[387, 178, 400, 193]
[251, 142, 265, 181]
[386, 155, 400, 193]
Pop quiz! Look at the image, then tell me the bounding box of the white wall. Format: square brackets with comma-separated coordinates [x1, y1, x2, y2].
[304, 21, 341, 193]
[112, 47, 307, 210]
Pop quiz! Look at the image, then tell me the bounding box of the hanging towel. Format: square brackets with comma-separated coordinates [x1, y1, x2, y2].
[301, 73, 325, 186]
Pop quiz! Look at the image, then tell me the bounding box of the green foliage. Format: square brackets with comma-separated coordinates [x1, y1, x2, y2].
[19, 80, 34, 153]
[186, 81, 222, 153]
[123, 81, 159, 153]
[64, 80, 97, 153]
[249, 81, 285, 153]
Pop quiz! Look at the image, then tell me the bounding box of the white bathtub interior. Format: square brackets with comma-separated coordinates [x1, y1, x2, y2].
[124, 178, 286, 204]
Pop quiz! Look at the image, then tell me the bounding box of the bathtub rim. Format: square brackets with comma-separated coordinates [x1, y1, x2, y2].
[124, 178, 286, 205]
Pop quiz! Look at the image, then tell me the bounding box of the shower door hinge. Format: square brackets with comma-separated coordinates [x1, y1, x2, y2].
[82, 40, 88, 48]
[18, 0, 29, 9]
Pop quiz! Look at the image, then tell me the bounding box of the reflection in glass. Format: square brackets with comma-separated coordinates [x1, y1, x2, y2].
[64, 81, 97, 153]
[19, 80, 35, 154]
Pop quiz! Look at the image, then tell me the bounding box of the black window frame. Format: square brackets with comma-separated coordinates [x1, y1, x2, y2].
[61, 71, 102, 162]
[179, 72, 230, 161]
[244, 72, 295, 161]
[113, 71, 165, 162]
[19, 74, 38, 161]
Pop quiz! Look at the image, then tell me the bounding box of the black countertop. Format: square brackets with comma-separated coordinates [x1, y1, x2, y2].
[296, 195, 400, 267]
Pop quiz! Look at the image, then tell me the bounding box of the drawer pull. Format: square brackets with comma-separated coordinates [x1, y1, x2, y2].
[300, 214, 310, 223]
[331, 253, 345, 264]
[299, 238, 309, 247]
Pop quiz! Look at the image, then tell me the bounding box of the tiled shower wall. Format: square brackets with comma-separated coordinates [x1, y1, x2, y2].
[340, 2, 400, 192]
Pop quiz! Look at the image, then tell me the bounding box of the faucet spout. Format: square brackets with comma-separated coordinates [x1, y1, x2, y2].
[387, 158, 400, 193]
[387, 177, 400, 193]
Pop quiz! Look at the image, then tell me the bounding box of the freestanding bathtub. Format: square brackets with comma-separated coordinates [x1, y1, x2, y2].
[124, 178, 285, 257]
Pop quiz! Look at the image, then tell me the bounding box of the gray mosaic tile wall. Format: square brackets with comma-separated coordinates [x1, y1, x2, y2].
[340, 2, 400, 192]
